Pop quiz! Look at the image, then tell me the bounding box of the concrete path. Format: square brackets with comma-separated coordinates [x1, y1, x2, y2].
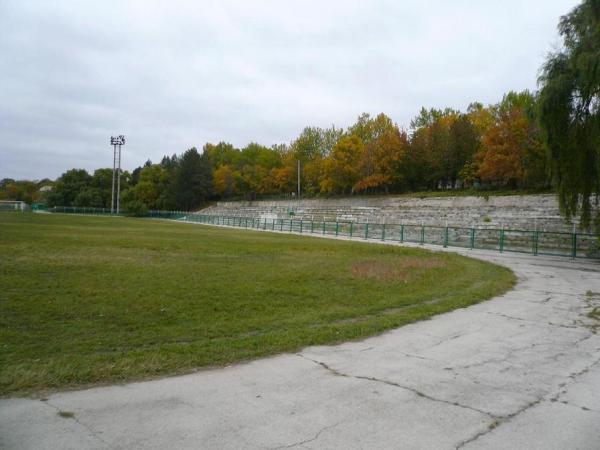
[2, 240, 600, 449]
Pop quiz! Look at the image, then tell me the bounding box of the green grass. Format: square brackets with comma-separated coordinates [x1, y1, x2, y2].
[0, 212, 515, 396]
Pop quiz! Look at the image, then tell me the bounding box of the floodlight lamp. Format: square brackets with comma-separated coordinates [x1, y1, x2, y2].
[110, 135, 126, 146]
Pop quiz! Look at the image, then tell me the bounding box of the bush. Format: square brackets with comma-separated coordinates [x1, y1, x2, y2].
[124, 200, 148, 217]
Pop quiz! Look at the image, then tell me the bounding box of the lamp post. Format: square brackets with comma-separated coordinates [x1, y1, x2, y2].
[297, 159, 301, 200]
[110, 135, 125, 214]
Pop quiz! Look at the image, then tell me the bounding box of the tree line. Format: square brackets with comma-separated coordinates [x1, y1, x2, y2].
[13, 89, 549, 213]
[207, 90, 549, 198]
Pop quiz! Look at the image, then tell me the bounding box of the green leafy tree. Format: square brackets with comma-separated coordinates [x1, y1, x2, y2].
[172, 148, 213, 210]
[90, 168, 115, 208]
[538, 0, 600, 229]
[73, 188, 103, 207]
[203, 142, 240, 169]
[408, 108, 461, 189]
[128, 164, 169, 210]
[449, 114, 480, 187]
[47, 169, 92, 207]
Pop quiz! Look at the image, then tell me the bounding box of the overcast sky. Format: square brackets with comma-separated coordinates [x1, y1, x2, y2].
[0, 0, 578, 180]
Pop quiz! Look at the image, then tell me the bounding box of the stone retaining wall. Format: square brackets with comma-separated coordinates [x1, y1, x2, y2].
[199, 194, 590, 233]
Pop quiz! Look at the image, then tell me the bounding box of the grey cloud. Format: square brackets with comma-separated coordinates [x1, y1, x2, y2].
[0, 0, 577, 180]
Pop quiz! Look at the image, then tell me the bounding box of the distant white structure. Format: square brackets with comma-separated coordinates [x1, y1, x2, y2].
[39, 185, 53, 192]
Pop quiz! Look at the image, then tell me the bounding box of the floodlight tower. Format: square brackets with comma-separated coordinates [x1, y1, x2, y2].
[110, 135, 125, 214]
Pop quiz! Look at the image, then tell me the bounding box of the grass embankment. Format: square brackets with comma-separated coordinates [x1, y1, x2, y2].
[219, 187, 554, 203]
[0, 213, 515, 396]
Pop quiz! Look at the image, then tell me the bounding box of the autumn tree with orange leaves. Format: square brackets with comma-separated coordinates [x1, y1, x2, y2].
[476, 91, 547, 188]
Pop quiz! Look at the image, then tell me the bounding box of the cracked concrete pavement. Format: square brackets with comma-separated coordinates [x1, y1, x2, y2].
[1, 237, 600, 449]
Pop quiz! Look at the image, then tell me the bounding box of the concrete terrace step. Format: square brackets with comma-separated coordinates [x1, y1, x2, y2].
[198, 194, 593, 233]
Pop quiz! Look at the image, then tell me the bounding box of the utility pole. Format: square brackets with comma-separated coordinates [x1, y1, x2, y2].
[297, 159, 301, 200]
[110, 135, 125, 214]
[111, 141, 116, 213]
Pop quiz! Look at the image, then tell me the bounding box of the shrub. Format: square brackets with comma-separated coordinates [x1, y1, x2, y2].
[124, 200, 148, 217]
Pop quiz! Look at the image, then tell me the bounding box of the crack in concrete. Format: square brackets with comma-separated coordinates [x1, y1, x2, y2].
[397, 351, 439, 362]
[457, 354, 600, 449]
[485, 311, 532, 323]
[268, 421, 343, 449]
[297, 354, 496, 419]
[449, 340, 553, 371]
[454, 397, 544, 449]
[552, 355, 600, 398]
[42, 399, 113, 449]
[485, 311, 589, 332]
[426, 332, 467, 349]
[454, 422, 499, 449]
[300, 350, 600, 450]
[553, 399, 600, 414]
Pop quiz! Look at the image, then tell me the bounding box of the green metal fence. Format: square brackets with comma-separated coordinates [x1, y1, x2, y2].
[182, 213, 600, 260]
[41, 207, 600, 259]
[47, 206, 121, 215]
[46, 206, 187, 219]
[0, 201, 30, 212]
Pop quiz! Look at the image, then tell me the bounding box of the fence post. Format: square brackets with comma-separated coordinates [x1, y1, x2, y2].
[300, 219, 303, 233]
[335, 221, 339, 236]
[444, 226, 449, 248]
[381, 223, 386, 241]
[533, 231, 539, 256]
[470, 228, 475, 249]
[420, 224, 425, 245]
[349, 222, 353, 238]
[400, 224, 404, 243]
[571, 233, 577, 259]
[499, 228, 504, 253]
[364, 223, 369, 239]
[322, 221, 326, 235]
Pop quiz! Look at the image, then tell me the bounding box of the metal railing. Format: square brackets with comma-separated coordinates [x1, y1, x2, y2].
[183, 214, 600, 260]
[45, 206, 187, 219]
[41, 207, 600, 259]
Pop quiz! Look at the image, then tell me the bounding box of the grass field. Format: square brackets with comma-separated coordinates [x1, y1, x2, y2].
[0, 212, 515, 396]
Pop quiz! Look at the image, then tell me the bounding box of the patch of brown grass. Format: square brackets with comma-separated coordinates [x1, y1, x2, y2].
[349, 257, 446, 282]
